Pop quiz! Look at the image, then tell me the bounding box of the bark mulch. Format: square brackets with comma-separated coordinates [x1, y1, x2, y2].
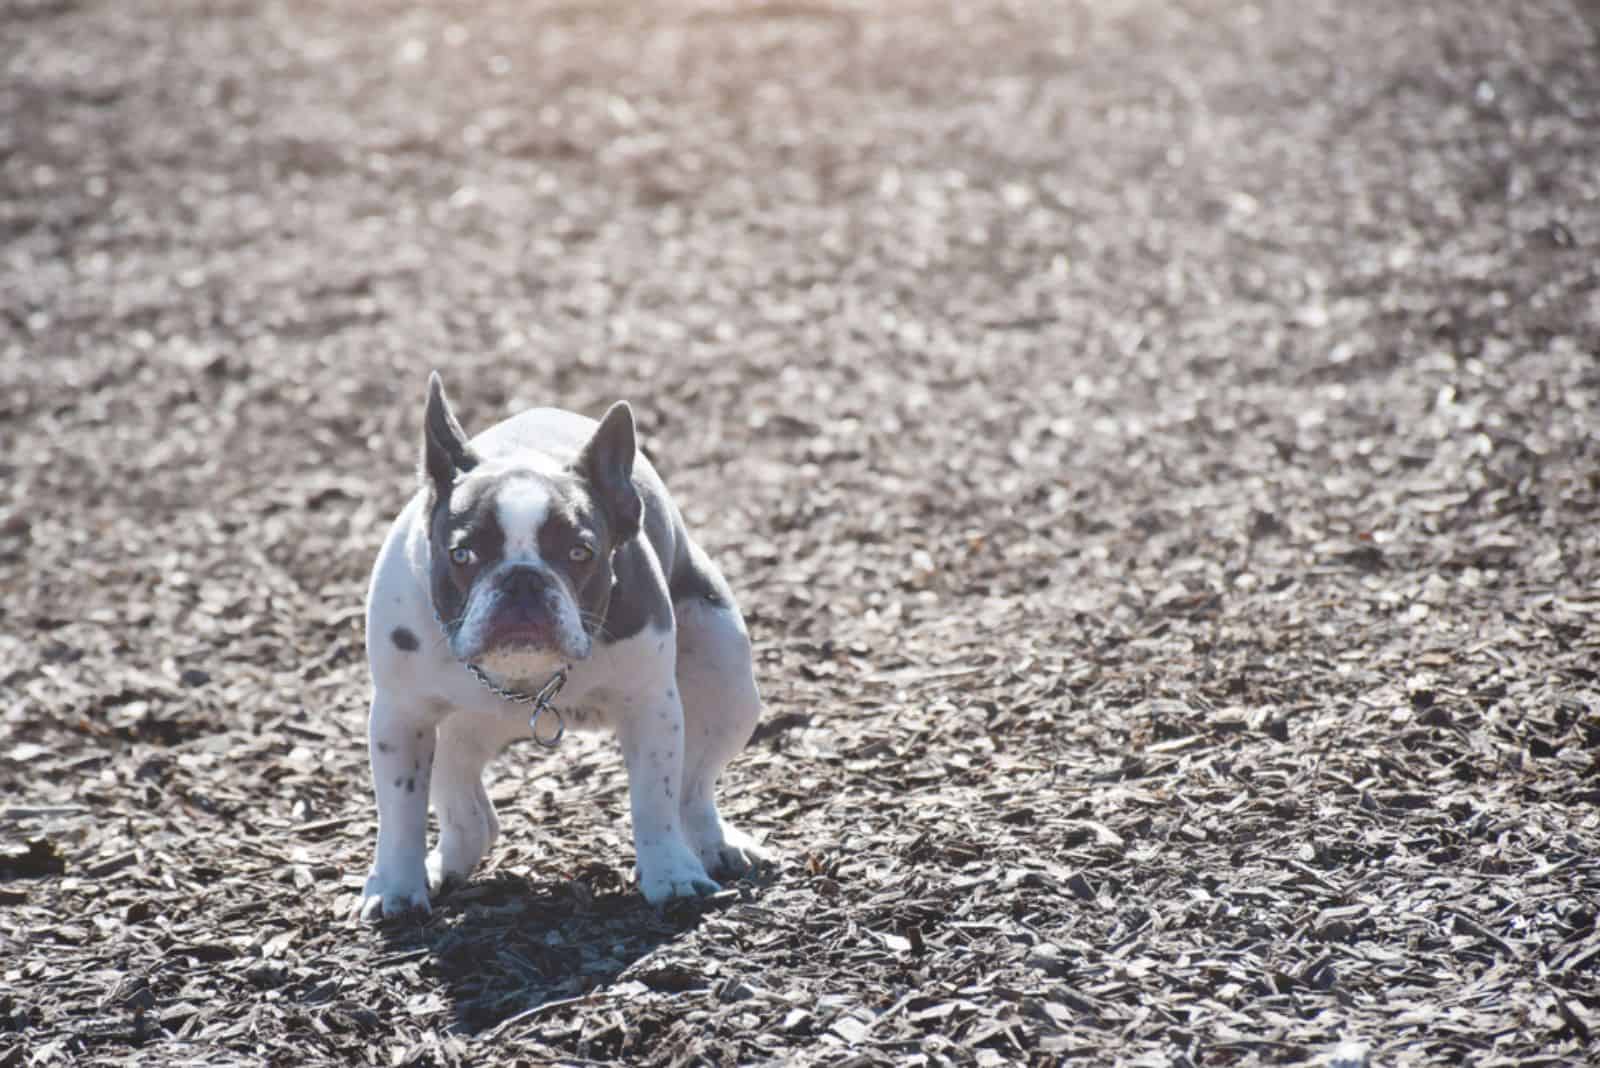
[3, 0, 1599, 1065]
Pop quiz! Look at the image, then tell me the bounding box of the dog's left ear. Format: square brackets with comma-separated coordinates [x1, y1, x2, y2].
[578, 401, 642, 543]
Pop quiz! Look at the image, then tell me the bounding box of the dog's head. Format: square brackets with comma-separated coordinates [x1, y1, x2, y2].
[419, 373, 642, 687]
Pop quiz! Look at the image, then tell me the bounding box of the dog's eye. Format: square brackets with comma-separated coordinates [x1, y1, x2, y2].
[450, 545, 475, 567]
[569, 543, 595, 564]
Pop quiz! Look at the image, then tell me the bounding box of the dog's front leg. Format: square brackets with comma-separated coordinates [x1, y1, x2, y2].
[615, 690, 721, 905]
[358, 691, 442, 922]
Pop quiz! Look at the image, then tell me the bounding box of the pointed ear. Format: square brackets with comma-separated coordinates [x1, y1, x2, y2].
[421, 372, 479, 491]
[578, 401, 642, 542]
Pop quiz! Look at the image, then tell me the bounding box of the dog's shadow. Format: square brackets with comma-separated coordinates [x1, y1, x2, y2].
[371, 862, 758, 1036]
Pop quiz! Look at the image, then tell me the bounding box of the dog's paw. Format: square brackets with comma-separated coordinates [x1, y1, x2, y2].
[694, 824, 773, 880]
[637, 842, 721, 905]
[425, 850, 472, 898]
[357, 868, 431, 923]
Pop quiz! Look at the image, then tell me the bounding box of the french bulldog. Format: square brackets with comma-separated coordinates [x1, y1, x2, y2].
[357, 373, 768, 921]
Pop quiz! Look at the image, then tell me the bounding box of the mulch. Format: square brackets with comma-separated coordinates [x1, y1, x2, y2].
[3, 0, 1599, 1065]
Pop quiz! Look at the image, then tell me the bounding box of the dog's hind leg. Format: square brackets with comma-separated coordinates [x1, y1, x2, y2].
[673, 586, 769, 879]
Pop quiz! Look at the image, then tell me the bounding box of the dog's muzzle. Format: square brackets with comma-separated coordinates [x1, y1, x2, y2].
[481, 565, 561, 649]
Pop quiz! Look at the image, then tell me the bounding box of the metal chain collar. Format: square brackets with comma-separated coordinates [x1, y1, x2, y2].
[435, 607, 570, 748]
[466, 663, 570, 748]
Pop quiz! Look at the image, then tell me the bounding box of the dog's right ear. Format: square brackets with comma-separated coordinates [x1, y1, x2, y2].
[421, 371, 479, 490]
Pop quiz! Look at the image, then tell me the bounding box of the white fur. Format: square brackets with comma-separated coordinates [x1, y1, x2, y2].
[673, 597, 765, 874]
[357, 482, 767, 922]
[493, 478, 550, 558]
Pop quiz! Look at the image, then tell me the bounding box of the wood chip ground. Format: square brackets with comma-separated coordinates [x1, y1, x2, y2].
[3, 1, 1598, 1065]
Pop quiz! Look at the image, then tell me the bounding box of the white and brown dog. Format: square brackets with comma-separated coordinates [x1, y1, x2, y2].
[357, 373, 767, 921]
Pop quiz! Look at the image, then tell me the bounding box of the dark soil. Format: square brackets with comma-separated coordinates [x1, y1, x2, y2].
[4, 1, 1600, 1065]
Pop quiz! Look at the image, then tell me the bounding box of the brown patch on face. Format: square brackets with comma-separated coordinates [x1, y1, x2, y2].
[426, 474, 509, 639]
[534, 491, 615, 635]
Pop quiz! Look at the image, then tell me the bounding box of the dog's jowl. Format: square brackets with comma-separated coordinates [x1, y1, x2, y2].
[358, 373, 767, 921]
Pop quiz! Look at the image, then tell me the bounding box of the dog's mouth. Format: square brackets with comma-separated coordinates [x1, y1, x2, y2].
[482, 617, 556, 649]
[476, 585, 566, 648]
[467, 605, 592, 673]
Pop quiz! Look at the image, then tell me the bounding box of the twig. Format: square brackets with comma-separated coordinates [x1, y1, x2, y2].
[484, 993, 595, 1041]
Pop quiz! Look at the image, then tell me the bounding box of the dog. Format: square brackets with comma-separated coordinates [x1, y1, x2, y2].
[357, 373, 767, 921]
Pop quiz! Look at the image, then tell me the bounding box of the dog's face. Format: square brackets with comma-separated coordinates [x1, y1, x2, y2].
[420, 375, 642, 686]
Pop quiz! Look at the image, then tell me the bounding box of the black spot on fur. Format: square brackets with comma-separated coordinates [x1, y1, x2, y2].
[406, 777, 416, 793]
[391, 626, 419, 652]
[667, 540, 735, 610]
[393, 778, 403, 788]
[377, 741, 394, 754]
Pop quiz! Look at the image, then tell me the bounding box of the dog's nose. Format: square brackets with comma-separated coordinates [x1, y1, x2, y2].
[500, 566, 549, 601]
